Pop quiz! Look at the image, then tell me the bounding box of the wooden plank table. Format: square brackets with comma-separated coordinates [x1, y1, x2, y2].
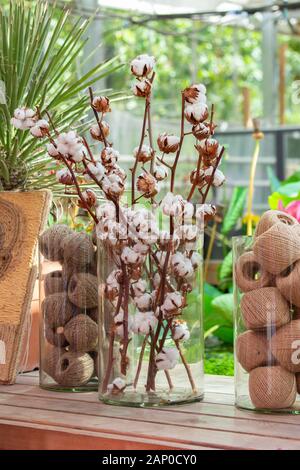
[0, 371, 300, 450]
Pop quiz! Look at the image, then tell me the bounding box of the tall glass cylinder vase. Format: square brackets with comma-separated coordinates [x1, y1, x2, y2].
[39, 198, 98, 391]
[97, 203, 204, 407]
[233, 232, 300, 414]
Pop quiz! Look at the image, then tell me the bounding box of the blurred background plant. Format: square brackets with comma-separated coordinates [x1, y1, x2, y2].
[0, 0, 122, 191]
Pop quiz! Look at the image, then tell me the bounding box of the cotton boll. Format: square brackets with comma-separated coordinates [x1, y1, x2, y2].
[131, 279, 147, 297]
[161, 193, 184, 217]
[157, 133, 180, 154]
[132, 311, 157, 335]
[132, 79, 152, 97]
[96, 201, 116, 222]
[30, 119, 49, 138]
[92, 96, 110, 113]
[155, 348, 179, 370]
[204, 167, 225, 187]
[47, 143, 59, 158]
[133, 144, 153, 163]
[153, 164, 168, 181]
[136, 172, 159, 198]
[183, 83, 207, 104]
[195, 204, 216, 221]
[11, 107, 37, 130]
[171, 252, 194, 279]
[102, 173, 125, 198]
[101, 147, 119, 167]
[161, 291, 185, 318]
[158, 231, 180, 251]
[90, 121, 110, 142]
[134, 292, 153, 311]
[130, 54, 155, 77]
[184, 103, 209, 125]
[107, 377, 126, 394]
[121, 246, 144, 265]
[86, 162, 105, 181]
[191, 251, 202, 270]
[172, 322, 190, 341]
[56, 168, 73, 185]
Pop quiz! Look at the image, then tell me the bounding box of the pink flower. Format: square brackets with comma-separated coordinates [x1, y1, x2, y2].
[278, 200, 300, 222]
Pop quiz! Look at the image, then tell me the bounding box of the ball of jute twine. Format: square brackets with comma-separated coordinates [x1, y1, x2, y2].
[42, 292, 74, 329]
[64, 314, 98, 352]
[68, 272, 98, 309]
[276, 260, 300, 308]
[235, 251, 274, 293]
[45, 324, 68, 348]
[271, 319, 300, 373]
[241, 287, 291, 330]
[253, 223, 300, 275]
[43, 345, 65, 379]
[44, 270, 65, 297]
[62, 232, 95, 270]
[236, 330, 272, 372]
[39, 224, 72, 262]
[255, 210, 298, 238]
[249, 365, 297, 410]
[54, 351, 94, 387]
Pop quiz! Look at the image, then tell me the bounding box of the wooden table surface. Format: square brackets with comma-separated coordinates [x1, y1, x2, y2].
[0, 371, 300, 450]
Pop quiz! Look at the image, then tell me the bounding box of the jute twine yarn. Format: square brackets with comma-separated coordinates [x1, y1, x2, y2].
[276, 260, 300, 307]
[45, 324, 68, 348]
[255, 210, 298, 238]
[249, 366, 297, 409]
[43, 345, 65, 379]
[235, 251, 273, 293]
[44, 270, 65, 296]
[62, 232, 95, 269]
[42, 292, 74, 329]
[271, 319, 300, 373]
[236, 330, 271, 372]
[68, 272, 98, 309]
[241, 287, 291, 330]
[253, 223, 300, 275]
[39, 224, 72, 262]
[64, 314, 98, 352]
[54, 351, 94, 387]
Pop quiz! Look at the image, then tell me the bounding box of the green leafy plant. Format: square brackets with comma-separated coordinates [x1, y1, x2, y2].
[217, 186, 247, 289]
[0, 0, 122, 191]
[269, 168, 300, 210]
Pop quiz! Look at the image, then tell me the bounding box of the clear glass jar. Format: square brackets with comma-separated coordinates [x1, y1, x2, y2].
[39, 199, 98, 391]
[97, 202, 204, 407]
[233, 232, 300, 414]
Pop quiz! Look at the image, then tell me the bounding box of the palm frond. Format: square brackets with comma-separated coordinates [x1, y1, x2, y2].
[0, 0, 123, 191]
